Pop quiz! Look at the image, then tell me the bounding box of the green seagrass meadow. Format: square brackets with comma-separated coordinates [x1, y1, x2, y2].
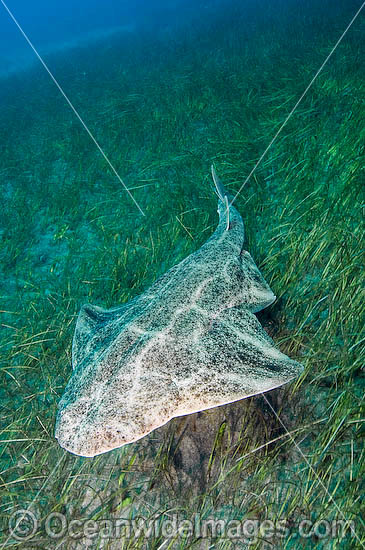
[0, 0, 364, 548]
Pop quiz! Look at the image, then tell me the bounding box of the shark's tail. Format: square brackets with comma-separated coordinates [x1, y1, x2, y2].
[211, 165, 231, 231]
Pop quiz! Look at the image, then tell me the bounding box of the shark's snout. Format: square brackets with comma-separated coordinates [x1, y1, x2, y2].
[55, 402, 142, 457]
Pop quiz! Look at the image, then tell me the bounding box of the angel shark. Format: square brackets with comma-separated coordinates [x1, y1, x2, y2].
[55, 167, 303, 457]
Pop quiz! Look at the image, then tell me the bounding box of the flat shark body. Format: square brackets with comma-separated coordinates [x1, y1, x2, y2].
[55, 167, 303, 457]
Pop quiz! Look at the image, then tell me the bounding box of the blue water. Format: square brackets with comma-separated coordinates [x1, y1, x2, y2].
[0, 0, 210, 76]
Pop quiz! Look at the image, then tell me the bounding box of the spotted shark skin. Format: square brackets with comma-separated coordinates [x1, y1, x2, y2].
[55, 167, 303, 457]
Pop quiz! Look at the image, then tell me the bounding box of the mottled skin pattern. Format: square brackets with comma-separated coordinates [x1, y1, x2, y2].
[55, 169, 303, 457]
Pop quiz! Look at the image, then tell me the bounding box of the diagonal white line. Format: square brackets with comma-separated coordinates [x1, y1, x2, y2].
[0, 0, 146, 217]
[262, 392, 363, 547]
[230, 1, 365, 206]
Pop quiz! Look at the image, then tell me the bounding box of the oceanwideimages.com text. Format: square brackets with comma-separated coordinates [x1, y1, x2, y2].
[8, 510, 357, 543]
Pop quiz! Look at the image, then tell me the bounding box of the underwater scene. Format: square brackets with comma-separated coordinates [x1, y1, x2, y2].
[0, 0, 364, 548]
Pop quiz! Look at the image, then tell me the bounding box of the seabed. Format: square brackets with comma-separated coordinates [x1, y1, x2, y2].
[0, 0, 363, 548]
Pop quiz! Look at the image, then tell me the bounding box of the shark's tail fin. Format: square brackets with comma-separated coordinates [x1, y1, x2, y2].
[211, 165, 230, 231]
[211, 165, 226, 202]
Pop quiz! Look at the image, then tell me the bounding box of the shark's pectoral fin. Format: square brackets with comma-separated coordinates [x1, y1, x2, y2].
[72, 303, 126, 370]
[220, 305, 303, 381]
[238, 250, 276, 312]
[175, 306, 304, 414]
